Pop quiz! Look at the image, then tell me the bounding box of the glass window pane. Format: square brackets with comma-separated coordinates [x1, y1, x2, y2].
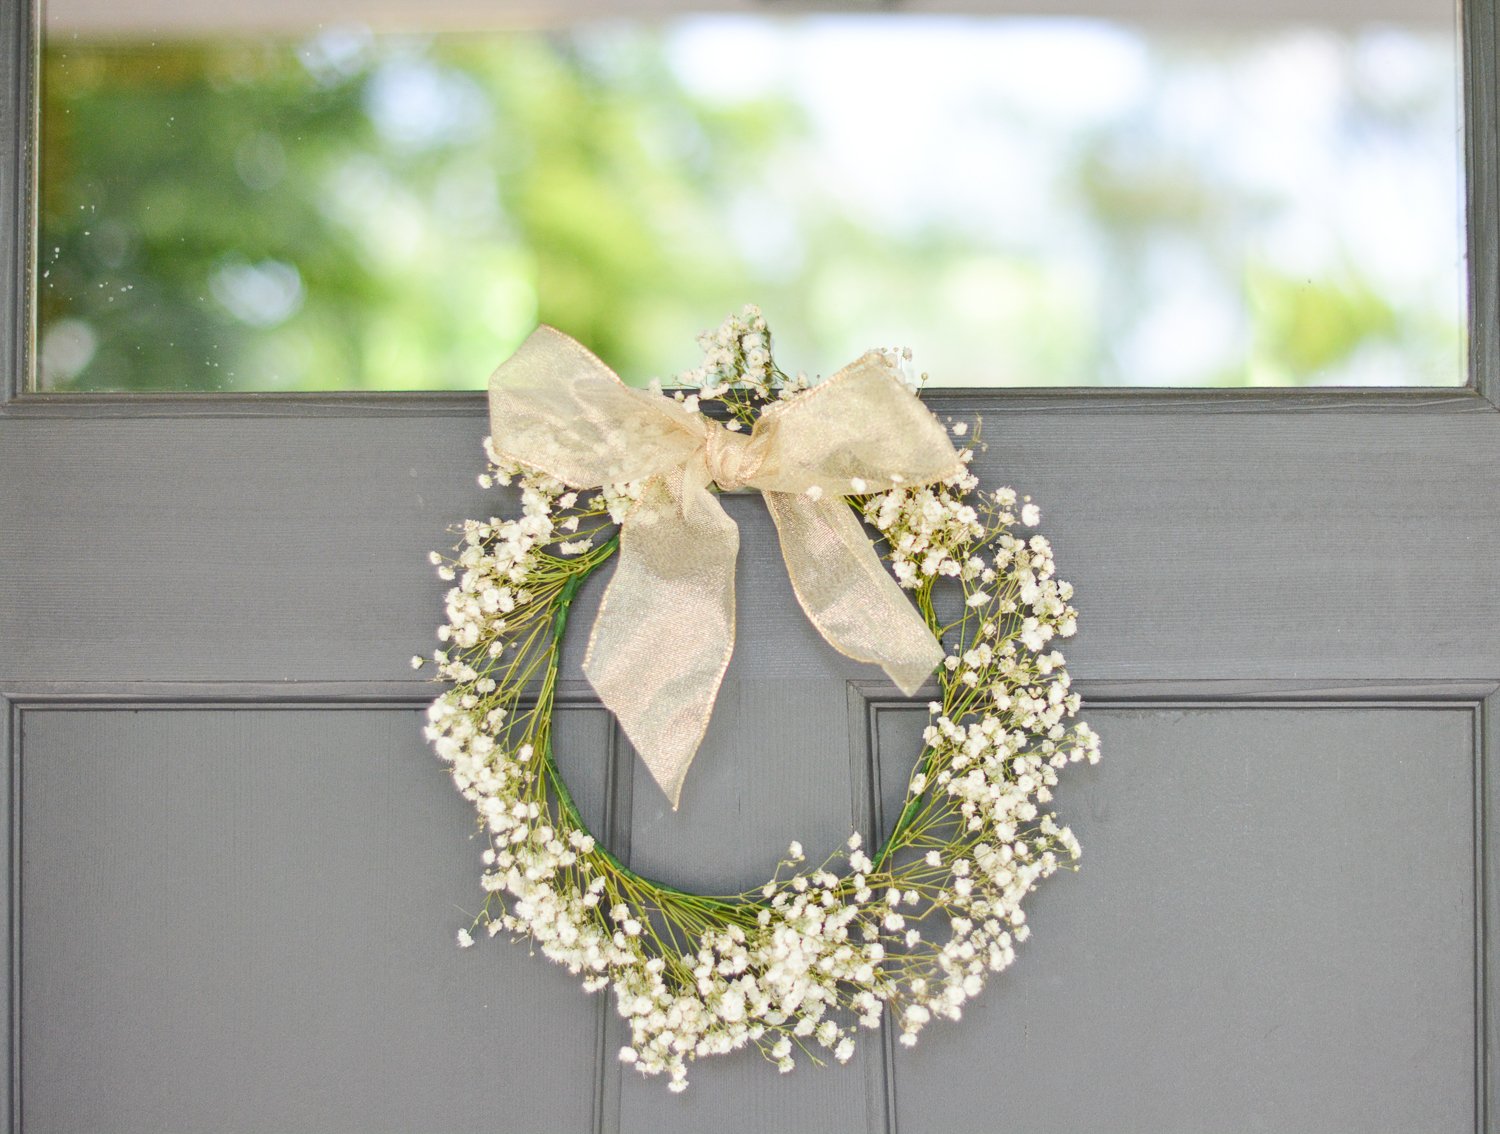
[36, 3, 1464, 390]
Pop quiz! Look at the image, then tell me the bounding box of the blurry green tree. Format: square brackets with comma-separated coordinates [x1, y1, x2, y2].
[36, 22, 1464, 391]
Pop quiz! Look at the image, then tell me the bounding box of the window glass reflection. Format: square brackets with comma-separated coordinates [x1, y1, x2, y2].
[37, 11, 1463, 390]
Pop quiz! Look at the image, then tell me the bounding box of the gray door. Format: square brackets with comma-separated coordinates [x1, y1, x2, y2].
[3, 4, 1499, 1133]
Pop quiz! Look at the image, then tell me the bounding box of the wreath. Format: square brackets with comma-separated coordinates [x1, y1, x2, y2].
[420, 307, 1100, 1092]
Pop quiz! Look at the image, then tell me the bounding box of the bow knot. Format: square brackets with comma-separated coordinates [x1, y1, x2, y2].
[702, 422, 758, 492]
[489, 325, 960, 808]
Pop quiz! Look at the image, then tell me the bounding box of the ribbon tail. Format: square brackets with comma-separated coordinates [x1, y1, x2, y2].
[581, 464, 739, 810]
[763, 492, 944, 696]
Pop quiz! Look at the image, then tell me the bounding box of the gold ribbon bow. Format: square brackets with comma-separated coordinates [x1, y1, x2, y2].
[489, 326, 959, 808]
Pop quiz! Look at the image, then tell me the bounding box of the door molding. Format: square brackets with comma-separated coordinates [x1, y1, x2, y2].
[850, 678, 1500, 1134]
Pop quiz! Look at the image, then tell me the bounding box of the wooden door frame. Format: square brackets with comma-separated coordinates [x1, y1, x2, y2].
[0, 1, 1496, 1131]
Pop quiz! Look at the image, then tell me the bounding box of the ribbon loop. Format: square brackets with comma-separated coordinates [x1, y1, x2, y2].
[489, 325, 960, 808]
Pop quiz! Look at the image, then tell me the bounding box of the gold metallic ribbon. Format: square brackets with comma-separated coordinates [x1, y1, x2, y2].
[489, 326, 959, 808]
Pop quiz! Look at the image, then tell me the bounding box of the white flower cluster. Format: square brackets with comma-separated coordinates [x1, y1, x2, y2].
[421, 312, 1100, 1090]
[662, 304, 811, 413]
[672, 303, 774, 397]
[862, 445, 983, 588]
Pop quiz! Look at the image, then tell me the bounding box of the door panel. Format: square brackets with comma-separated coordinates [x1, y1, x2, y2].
[19, 706, 612, 1134]
[882, 704, 1477, 1134]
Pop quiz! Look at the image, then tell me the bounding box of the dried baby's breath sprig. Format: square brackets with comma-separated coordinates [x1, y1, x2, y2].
[422, 308, 1100, 1092]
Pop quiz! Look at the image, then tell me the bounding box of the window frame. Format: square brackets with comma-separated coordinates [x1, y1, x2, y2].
[2, 0, 1496, 414]
[1, 4, 1498, 1130]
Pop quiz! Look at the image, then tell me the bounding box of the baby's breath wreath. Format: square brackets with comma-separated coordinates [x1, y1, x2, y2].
[421, 308, 1100, 1092]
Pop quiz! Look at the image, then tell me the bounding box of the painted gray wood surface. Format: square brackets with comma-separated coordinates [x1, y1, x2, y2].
[882, 704, 1477, 1134]
[1, 407, 1499, 687]
[16, 697, 1481, 1134]
[20, 706, 614, 1134]
[3, 0, 1499, 1132]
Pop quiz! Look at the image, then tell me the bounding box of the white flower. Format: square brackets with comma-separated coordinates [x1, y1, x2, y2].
[1021, 503, 1040, 526]
[456, 928, 474, 949]
[717, 989, 746, 1023]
